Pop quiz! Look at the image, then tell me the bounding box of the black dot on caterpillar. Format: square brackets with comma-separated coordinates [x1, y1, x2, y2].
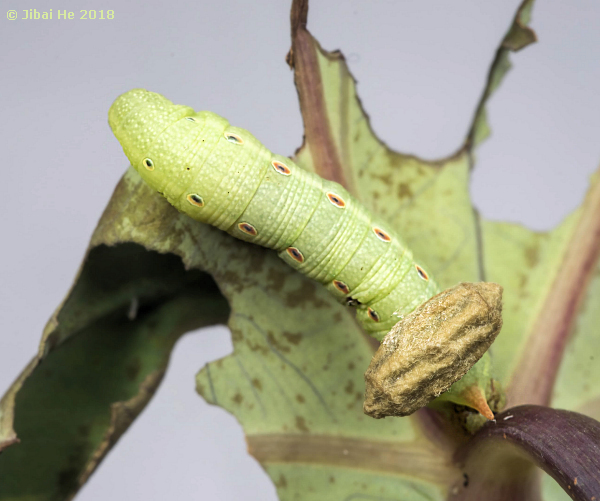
[333, 280, 350, 294]
[225, 132, 243, 144]
[143, 158, 154, 171]
[286, 247, 304, 263]
[367, 307, 380, 322]
[186, 194, 204, 207]
[272, 160, 291, 176]
[416, 265, 429, 281]
[373, 227, 391, 242]
[346, 297, 361, 307]
[238, 222, 257, 236]
[327, 192, 346, 208]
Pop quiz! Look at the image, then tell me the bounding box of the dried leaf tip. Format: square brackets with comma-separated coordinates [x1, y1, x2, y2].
[364, 282, 503, 418]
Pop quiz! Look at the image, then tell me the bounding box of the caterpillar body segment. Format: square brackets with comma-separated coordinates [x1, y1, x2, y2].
[109, 89, 439, 340]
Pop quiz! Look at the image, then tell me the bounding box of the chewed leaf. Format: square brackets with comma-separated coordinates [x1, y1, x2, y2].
[0, 240, 229, 498]
[2, 1, 599, 501]
[466, 0, 537, 149]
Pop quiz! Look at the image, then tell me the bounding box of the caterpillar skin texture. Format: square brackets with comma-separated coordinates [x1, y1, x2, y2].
[109, 89, 439, 340]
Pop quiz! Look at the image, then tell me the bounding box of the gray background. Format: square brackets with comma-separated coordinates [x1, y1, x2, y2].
[1, 0, 599, 499]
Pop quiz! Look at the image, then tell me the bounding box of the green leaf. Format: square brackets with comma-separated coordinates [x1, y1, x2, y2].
[0, 197, 230, 498]
[2, 0, 600, 500]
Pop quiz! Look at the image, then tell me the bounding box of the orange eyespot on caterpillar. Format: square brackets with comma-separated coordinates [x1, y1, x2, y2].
[368, 308, 380, 322]
[225, 132, 243, 144]
[333, 280, 350, 294]
[286, 247, 304, 263]
[415, 265, 429, 281]
[186, 194, 204, 207]
[143, 158, 154, 171]
[327, 192, 346, 208]
[272, 160, 291, 176]
[373, 227, 391, 242]
[238, 222, 257, 236]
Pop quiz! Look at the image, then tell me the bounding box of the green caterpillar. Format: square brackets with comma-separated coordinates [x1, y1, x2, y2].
[109, 89, 439, 341]
[109, 89, 504, 419]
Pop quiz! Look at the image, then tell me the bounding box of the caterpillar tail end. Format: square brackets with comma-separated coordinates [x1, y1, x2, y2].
[363, 282, 503, 419]
[453, 384, 495, 421]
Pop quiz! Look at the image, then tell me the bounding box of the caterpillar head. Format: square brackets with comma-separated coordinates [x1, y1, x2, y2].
[109, 89, 194, 189]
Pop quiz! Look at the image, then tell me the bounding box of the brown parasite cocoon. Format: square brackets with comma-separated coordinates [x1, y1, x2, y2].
[364, 282, 503, 418]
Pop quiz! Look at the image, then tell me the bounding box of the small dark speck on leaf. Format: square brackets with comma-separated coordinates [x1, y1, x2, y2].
[295, 416, 309, 432]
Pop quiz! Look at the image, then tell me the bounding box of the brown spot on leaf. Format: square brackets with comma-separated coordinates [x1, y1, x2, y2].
[231, 327, 244, 343]
[524, 243, 540, 267]
[267, 332, 291, 353]
[283, 331, 303, 345]
[252, 378, 262, 391]
[348, 362, 355, 370]
[518, 273, 528, 291]
[246, 339, 269, 356]
[284, 281, 325, 309]
[232, 393, 243, 405]
[296, 416, 309, 432]
[247, 247, 266, 272]
[345, 380, 355, 394]
[220, 270, 244, 293]
[266, 268, 287, 292]
[275, 474, 288, 489]
[371, 172, 392, 185]
[397, 183, 413, 199]
[296, 394, 305, 403]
